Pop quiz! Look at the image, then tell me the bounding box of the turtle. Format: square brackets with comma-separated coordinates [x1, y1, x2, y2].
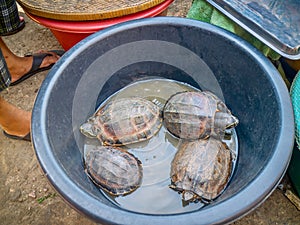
[80, 97, 162, 146]
[163, 91, 239, 140]
[169, 138, 232, 203]
[84, 145, 143, 196]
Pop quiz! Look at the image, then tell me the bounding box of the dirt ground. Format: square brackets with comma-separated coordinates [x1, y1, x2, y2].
[0, 0, 299, 224]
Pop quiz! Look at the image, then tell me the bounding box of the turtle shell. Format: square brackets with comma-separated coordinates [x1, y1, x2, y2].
[163, 91, 238, 140]
[80, 97, 162, 146]
[84, 145, 143, 196]
[170, 138, 232, 202]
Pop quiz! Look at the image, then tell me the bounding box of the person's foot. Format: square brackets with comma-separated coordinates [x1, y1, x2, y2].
[2, 107, 31, 138]
[9, 50, 61, 83]
[0, 96, 31, 138]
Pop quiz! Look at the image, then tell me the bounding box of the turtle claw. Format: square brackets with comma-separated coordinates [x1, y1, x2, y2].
[223, 129, 233, 140]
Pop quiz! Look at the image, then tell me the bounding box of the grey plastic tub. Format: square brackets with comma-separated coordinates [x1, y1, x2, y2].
[32, 17, 294, 225]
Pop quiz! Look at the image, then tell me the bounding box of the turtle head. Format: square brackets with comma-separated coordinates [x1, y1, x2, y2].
[224, 114, 239, 129]
[80, 119, 98, 138]
[215, 112, 239, 129]
[215, 101, 239, 128]
[214, 111, 239, 140]
[80, 123, 97, 138]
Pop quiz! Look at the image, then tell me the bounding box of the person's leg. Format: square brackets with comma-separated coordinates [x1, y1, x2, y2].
[0, 47, 30, 138]
[0, 96, 30, 137]
[0, 0, 61, 140]
[0, 38, 61, 83]
[0, 0, 24, 35]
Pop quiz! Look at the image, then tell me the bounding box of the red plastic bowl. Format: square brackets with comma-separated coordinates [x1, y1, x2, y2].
[26, 0, 174, 50]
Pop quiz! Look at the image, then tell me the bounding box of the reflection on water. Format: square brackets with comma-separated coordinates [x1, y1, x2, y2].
[83, 78, 238, 214]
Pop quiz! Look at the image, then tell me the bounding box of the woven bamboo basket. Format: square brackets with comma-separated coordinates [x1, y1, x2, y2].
[17, 0, 166, 21]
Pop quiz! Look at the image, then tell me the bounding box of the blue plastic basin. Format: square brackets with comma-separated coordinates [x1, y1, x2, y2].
[32, 17, 294, 225]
